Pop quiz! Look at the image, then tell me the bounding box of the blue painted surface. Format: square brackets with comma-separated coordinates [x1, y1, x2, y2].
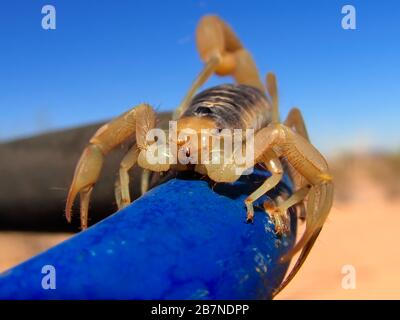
[0, 171, 296, 299]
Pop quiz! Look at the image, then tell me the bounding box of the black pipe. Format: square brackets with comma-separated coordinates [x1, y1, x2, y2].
[0, 112, 172, 231]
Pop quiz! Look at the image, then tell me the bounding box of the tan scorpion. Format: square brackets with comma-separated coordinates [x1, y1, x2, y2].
[65, 15, 334, 297]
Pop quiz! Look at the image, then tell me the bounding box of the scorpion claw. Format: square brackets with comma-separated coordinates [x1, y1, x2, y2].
[65, 144, 104, 229]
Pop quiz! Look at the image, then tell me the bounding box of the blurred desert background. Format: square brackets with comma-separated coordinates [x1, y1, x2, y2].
[1, 148, 399, 299]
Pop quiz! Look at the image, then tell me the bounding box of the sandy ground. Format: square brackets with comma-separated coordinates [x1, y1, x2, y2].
[0, 232, 71, 272]
[1, 167, 399, 299]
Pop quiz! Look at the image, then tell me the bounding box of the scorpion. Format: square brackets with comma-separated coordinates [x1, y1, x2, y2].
[65, 15, 333, 297]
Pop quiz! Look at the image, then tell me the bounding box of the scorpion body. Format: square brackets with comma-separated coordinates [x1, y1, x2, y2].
[183, 84, 272, 131]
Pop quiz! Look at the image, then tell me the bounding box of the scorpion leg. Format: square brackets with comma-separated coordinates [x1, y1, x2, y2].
[241, 123, 298, 234]
[264, 185, 311, 235]
[115, 146, 140, 209]
[253, 123, 333, 253]
[140, 169, 151, 194]
[255, 73, 334, 297]
[283, 107, 311, 220]
[251, 122, 333, 298]
[66, 103, 156, 229]
[284, 107, 309, 141]
[242, 123, 296, 235]
[244, 157, 283, 223]
[115, 105, 156, 208]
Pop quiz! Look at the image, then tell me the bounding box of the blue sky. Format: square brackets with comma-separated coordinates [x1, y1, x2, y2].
[0, 0, 399, 154]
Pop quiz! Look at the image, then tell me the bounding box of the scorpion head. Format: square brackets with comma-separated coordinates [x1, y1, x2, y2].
[137, 116, 248, 182]
[175, 116, 246, 182]
[174, 116, 216, 166]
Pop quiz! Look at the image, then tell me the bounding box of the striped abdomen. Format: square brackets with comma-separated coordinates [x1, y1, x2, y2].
[182, 84, 272, 131]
